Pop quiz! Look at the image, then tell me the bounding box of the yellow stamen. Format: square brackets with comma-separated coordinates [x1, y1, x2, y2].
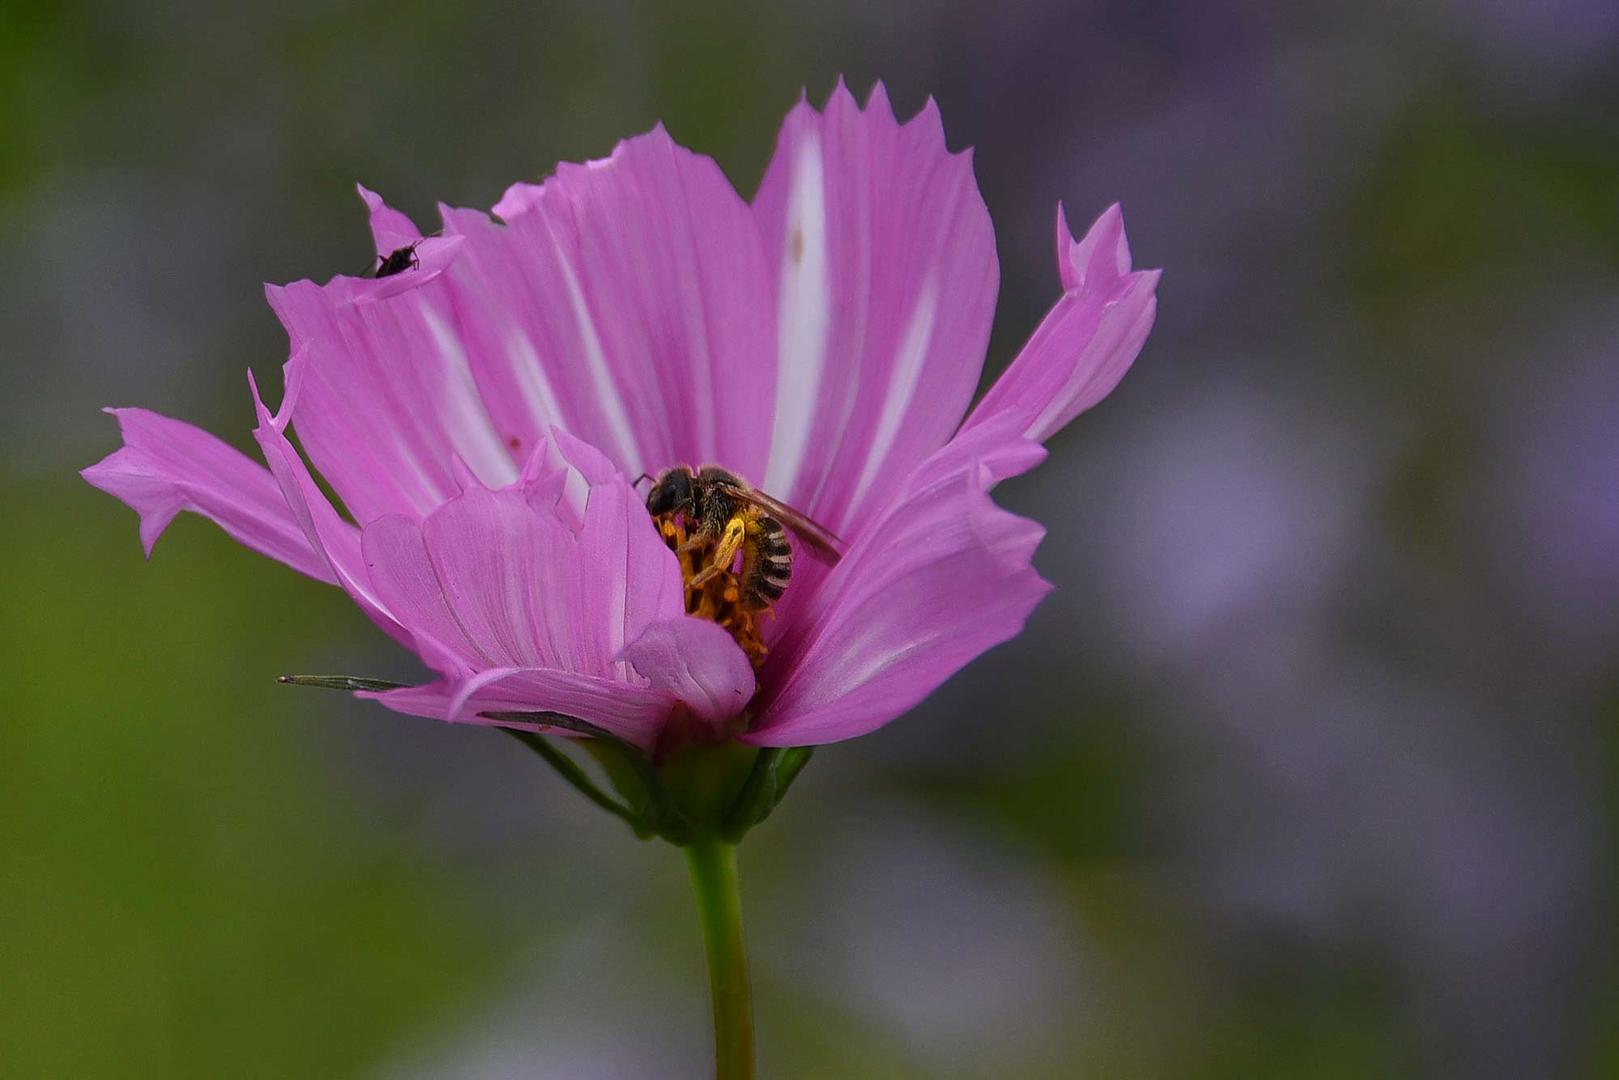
[656, 515, 768, 668]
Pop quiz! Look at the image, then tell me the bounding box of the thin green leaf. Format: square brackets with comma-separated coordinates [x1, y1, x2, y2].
[721, 748, 784, 840]
[479, 709, 690, 843]
[481, 709, 629, 749]
[277, 674, 407, 692]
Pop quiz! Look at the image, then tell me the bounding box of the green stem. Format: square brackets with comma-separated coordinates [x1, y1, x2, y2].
[684, 838, 754, 1080]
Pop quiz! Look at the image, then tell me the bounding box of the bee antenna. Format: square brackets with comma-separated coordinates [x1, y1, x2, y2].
[631, 472, 654, 490]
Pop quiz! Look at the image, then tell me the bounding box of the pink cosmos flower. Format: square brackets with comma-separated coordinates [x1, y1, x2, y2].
[83, 82, 1158, 755]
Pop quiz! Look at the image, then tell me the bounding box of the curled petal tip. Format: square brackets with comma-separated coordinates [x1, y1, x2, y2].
[516, 433, 560, 487]
[1055, 202, 1077, 291]
[358, 185, 423, 254]
[346, 235, 464, 303]
[446, 667, 521, 725]
[492, 179, 547, 222]
[448, 454, 483, 493]
[241, 349, 304, 436]
[1058, 201, 1134, 293]
[246, 369, 279, 436]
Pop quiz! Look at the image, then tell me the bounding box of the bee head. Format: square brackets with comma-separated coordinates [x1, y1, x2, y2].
[645, 466, 694, 517]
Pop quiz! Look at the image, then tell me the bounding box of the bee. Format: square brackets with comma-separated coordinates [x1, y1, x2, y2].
[372, 242, 421, 278]
[643, 466, 845, 610]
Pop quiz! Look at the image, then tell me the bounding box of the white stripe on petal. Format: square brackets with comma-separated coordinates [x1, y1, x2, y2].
[425, 310, 520, 488]
[763, 132, 830, 498]
[553, 238, 641, 471]
[846, 278, 938, 513]
[504, 328, 566, 436]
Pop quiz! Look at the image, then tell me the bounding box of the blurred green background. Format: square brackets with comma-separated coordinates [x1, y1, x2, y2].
[3, 1, 1617, 1076]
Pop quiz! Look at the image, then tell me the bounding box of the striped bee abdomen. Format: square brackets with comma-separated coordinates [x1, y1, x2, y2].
[740, 513, 792, 607]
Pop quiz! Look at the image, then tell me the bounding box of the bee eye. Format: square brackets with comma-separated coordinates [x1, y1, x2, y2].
[646, 469, 691, 515]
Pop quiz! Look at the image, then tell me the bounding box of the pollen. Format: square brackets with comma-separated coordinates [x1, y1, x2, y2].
[656, 516, 769, 668]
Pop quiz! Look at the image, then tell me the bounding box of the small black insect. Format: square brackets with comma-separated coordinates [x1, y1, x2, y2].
[373, 243, 421, 278]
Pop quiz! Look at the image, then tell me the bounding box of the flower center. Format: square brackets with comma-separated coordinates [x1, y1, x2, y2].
[654, 516, 770, 668]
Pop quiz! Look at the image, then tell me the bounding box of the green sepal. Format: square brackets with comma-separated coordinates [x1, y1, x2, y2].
[659, 740, 759, 837]
[720, 746, 815, 842]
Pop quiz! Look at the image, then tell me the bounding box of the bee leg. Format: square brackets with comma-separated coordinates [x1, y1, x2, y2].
[676, 521, 714, 555]
[689, 516, 747, 588]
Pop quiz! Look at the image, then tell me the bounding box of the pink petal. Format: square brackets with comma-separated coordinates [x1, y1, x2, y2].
[445, 124, 776, 480]
[357, 454, 751, 732]
[248, 363, 410, 646]
[81, 407, 334, 582]
[574, 473, 688, 670]
[358, 513, 492, 676]
[1058, 200, 1133, 293]
[356, 182, 422, 255]
[264, 194, 515, 524]
[361, 485, 575, 674]
[746, 417, 1052, 746]
[418, 484, 582, 670]
[359, 667, 682, 751]
[753, 80, 998, 533]
[619, 618, 756, 727]
[965, 203, 1160, 443]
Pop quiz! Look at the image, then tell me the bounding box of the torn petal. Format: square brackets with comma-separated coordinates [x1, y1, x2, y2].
[82, 407, 334, 582]
[967, 204, 1159, 443]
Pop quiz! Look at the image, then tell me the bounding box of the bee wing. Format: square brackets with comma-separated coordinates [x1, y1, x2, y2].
[727, 484, 848, 563]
